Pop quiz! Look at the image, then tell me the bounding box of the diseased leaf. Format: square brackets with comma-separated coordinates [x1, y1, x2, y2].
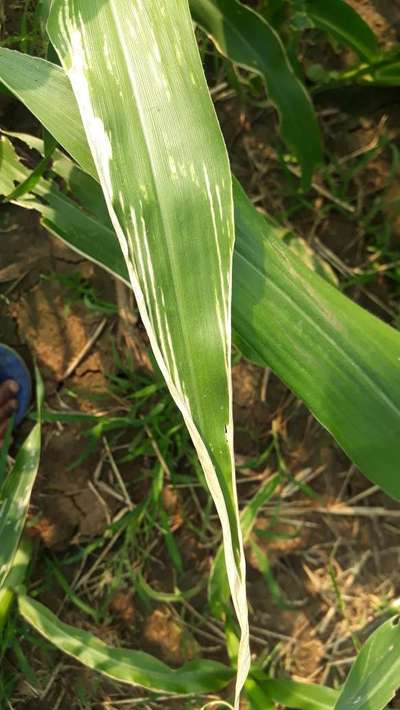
[47, 2, 249, 704]
[190, 0, 322, 186]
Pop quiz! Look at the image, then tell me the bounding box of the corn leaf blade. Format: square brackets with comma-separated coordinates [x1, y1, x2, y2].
[334, 617, 400, 710]
[47, 1, 249, 703]
[190, 0, 322, 186]
[0, 368, 43, 590]
[0, 49, 95, 175]
[0, 535, 32, 631]
[232, 180, 400, 499]
[18, 595, 234, 694]
[249, 673, 338, 709]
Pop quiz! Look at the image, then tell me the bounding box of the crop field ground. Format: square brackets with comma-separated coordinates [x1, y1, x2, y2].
[1, 1, 400, 708]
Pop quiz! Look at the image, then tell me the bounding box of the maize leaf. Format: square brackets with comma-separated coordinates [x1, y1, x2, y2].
[190, 0, 322, 186]
[0, 50, 95, 175]
[249, 673, 338, 709]
[245, 675, 275, 710]
[47, 1, 249, 704]
[334, 617, 400, 710]
[18, 595, 234, 694]
[0, 536, 32, 631]
[0, 368, 43, 590]
[232, 180, 400, 499]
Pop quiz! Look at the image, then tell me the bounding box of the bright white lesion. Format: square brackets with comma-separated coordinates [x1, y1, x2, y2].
[139, 184, 149, 201]
[69, 29, 114, 207]
[216, 184, 224, 222]
[103, 38, 114, 74]
[202, 163, 229, 316]
[168, 156, 178, 178]
[189, 163, 199, 186]
[174, 42, 183, 66]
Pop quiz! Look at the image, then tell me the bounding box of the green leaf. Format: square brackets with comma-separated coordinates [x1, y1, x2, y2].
[0, 135, 123, 284]
[372, 57, 400, 86]
[334, 617, 400, 710]
[250, 672, 338, 709]
[232, 180, 400, 500]
[1, 53, 400, 500]
[0, 49, 96, 177]
[18, 595, 234, 694]
[2, 137, 56, 202]
[0, 367, 43, 590]
[304, 0, 380, 62]
[209, 474, 281, 618]
[283, 234, 338, 286]
[47, 1, 249, 704]
[190, 0, 322, 186]
[0, 536, 32, 632]
[245, 674, 275, 710]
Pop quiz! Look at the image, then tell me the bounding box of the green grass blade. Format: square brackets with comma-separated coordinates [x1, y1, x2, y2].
[1, 56, 400, 498]
[304, 0, 380, 62]
[47, 1, 249, 703]
[334, 617, 400, 710]
[190, 0, 322, 187]
[0, 367, 43, 590]
[18, 595, 234, 694]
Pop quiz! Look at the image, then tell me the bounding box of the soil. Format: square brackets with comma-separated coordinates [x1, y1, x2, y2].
[1, 1, 400, 709]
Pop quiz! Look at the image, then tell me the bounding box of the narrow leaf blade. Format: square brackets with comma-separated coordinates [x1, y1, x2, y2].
[334, 617, 400, 710]
[19, 595, 234, 694]
[190, 0, 323, 186]
[232, 180, 400, 499]
[0, 48, 95, 176]
[305, 0, 380, 61]
[251, 673, 338, 710]
[0, 367, 43, 589]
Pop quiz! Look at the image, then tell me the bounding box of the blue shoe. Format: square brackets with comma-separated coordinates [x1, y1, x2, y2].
[0, 345, 32, 426]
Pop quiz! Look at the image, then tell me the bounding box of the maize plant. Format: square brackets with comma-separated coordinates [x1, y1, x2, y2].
[1, 0, 400, 707]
